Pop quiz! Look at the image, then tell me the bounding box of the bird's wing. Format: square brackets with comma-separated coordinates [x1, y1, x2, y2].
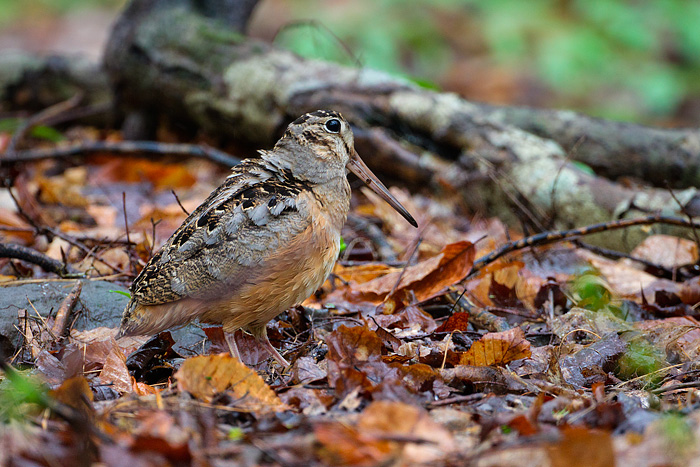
[130, 160, 313, 305]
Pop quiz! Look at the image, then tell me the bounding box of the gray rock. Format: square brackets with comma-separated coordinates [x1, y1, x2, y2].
[0, 280, 206, 356]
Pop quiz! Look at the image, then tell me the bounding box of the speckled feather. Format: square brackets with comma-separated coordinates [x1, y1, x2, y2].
[118, 111, 352, 340]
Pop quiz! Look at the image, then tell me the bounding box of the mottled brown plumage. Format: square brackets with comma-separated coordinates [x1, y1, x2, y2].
[117, 110, 417, 365]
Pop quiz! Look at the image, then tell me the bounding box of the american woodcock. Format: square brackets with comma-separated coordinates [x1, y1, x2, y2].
[117, 110, 417, 365]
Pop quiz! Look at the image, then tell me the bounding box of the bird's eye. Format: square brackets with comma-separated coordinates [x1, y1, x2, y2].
[324, 119, 341, 133]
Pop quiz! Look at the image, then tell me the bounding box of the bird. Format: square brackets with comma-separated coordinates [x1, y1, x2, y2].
[116, 110, 417, 366]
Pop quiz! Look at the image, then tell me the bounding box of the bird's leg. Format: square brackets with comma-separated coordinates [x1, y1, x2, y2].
[250, 325, 289, 367]
[224, 331, 242, 361]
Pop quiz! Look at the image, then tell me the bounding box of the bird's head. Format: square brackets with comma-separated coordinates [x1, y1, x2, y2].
[269, 110, 417, 227]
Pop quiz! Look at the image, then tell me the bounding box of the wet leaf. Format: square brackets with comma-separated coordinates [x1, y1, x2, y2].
[99, 342, 133, 394]
[560, 332, 628, 387]
[353, 241, 475, 303]
[174, 354, 286, 412]
[458, 327, 531, 367]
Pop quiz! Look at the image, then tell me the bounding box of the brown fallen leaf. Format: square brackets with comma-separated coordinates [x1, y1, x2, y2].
[49, 376, 94, 422]
[634, 316, 700, 361]
[458, 327, 531, 366]
[353, 241, 475, 303]
[632, 234, 699, 268]
[547, 427, 615, 467]
[434, 311, 471, 333]
[174, 354, 286, 412]
[99, 341, 133, 394]
[315, 421, 394, 467]
[333, 263, 398, 285]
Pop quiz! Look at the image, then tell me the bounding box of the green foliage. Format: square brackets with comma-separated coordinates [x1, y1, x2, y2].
[616, 338, 667, 384]
[658, 414, 695, 455]
[571, 270, 612, 311]
[569, 268, 629, 319]
[109, 289, 132, 299]
[280, 0, 700, 122]
[473, 0, 699, 120]
[0, 0, 123, 25]
[0, 369, 47, 422]
[0, 118, 65, 143]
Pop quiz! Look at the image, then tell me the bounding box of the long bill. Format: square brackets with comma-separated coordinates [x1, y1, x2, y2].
[347, 150, 418, 227]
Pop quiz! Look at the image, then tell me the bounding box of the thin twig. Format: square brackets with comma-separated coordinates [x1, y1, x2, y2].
[50, 280, 82, 339]
[426, 393, 486, 407]
[1, 140, 242, 167]
[0, 242, 79, 277]
[171, 189, 191, 215]
[470, 214, 700, 277]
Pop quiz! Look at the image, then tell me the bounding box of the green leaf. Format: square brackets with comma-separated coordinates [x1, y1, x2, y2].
[109, 289, 131, 298]
[0, 367, 48, 421]
[0, 117, 22, 133]
[29, 125, 65, 142]
[571, 161, 595, 176]
[616, 339, 666, 384]
[339, 237, 347, 254]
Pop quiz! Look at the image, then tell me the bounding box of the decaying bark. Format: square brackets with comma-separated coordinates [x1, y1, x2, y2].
[2, 0, 699, 251]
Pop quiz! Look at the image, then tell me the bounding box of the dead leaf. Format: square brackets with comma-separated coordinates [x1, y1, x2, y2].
[99, 341, 133, 393]
[36, 167, 89, 207]
[0, 207, 33, 244]
[94, 157, 196, 189]
[559, 332, 627, 388]
[290, 356, 328, 385]
[315, 422, 393, 467]
[174, 354, 286, 412]
[634, 316, 700, 361]
[357, 401, 455, 464]
[353, 241, 475, 303]
[458, 327, 531, 366]
[434, 312, 471, 333]
[333, 263, 398, 285]
[632, 234, 698, 268]
[49, 376, 94, 422]
[547, 427, 615, 467]
[325, 325, 388, 398]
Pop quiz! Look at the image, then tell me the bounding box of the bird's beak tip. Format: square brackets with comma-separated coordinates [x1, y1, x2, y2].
[347, 151, 417, 228]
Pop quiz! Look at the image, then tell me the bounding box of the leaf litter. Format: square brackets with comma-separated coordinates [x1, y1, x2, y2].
[2, 124, 700, 466]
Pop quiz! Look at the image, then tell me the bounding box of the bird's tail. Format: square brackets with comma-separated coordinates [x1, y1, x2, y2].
[117, 298, 200, 338]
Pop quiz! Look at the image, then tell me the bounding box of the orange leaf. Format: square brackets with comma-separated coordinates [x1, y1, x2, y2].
[315, 422, 394, 467]
[50, 376, 94, 421]
[95, 158, 196, 189]
[333, 263, 398, 285]
[353, 241, 475, 302]
[458, 327, 531, 366]
[434, 312, 471, 333]
[547, 427, 615, 467]
[174, 354, 286, 412]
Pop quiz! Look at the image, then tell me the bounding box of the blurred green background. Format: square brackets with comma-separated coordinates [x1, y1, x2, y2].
[2, 0, 699, 125]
